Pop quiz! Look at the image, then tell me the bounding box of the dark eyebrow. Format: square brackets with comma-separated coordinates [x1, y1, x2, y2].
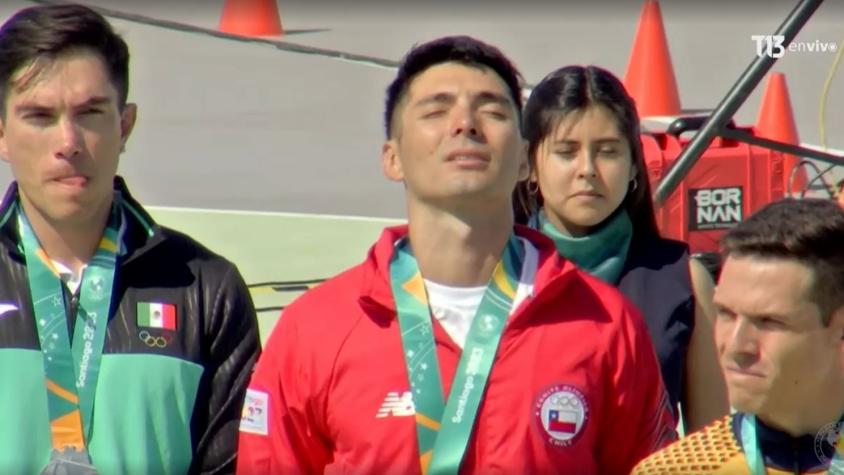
[713, 301, 790, 322]
[746, 311, 791, 322]
[73, 96, 112, 109]
[550, 138, 622, 146]
[14, 96, 112, 116]
[14, 104, 52, 116]
[473, 91, 512, 109]
[413, 91, 514, 111]
[412, 92, 455, 109]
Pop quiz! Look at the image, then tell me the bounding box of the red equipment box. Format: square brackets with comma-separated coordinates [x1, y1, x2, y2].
[643, 127, 785, 254]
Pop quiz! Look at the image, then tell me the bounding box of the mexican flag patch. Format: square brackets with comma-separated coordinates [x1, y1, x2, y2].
[137, 302, 177, 330]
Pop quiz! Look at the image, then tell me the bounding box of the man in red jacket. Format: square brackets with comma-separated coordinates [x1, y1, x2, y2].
[237, 36, 676, 474]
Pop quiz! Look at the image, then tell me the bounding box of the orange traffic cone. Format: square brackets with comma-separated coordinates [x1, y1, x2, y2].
[755, 72, 806, 195]
[218, 0, 283, 37]
[623, 0, 681, 117]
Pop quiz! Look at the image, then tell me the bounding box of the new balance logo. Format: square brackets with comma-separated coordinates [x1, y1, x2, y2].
[375, 391, 415, 418]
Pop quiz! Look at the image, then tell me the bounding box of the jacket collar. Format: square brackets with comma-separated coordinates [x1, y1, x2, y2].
[732, 413, 838, 472]
[357, 223, 578, 321]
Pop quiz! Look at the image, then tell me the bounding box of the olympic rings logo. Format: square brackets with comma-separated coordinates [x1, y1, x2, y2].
[138, 330, 173, 348]
[550, 394, 579, 408]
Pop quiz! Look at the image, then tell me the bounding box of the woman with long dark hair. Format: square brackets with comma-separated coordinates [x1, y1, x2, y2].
[514, 65, 728, 432]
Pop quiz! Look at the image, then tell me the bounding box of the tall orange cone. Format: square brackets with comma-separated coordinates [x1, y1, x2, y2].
[755, 72, 806, 195]
[624, 0, 681, 117]
[218, 0, 283, 37]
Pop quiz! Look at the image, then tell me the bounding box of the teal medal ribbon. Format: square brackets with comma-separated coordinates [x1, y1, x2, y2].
[389, 235, 525, 475]
[741, 413, 844, 475]
[18, 200, 121, 464]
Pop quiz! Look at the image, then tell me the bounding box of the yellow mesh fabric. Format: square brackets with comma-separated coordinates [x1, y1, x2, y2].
[632, 415, 742, 475]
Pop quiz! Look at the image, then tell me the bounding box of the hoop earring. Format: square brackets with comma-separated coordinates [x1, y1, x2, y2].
[528, 181, 539, 195]
[630, 177, 638, 192]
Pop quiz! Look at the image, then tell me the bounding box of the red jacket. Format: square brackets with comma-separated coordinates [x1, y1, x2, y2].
[237, 226, 676, 474]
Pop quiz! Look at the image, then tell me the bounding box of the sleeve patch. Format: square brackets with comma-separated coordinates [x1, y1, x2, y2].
[240, 389, 270, 435]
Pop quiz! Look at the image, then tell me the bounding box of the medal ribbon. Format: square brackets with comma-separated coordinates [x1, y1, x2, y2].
[390, 235, 524, 475]
[19, 202, 121, 452]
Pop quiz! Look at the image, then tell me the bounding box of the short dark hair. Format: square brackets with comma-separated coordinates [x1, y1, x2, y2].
[0, 4, 130, 114]
[512, 65, 659, 240]
[383, 35, 523, 138]
[721, 198, 844, 323]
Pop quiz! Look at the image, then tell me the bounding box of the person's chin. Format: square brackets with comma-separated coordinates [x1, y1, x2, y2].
[44, 193, 107, 223]
[440, 179, 498, 198]
[728, 388, 768, 414]
[567, 210, 610, 228]
[46, 205, 90, 223]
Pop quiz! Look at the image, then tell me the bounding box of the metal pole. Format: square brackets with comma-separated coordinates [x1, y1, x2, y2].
[719, 129, 844, 167]
[653, 0, 825, 205]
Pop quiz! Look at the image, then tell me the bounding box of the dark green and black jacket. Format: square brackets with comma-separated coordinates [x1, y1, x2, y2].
[0, 177, 261, 474]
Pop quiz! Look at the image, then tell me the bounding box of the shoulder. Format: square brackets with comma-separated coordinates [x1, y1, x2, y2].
[152, 226, 248, 285]
[628, 235, 690, 269]
[283, 263, 369, 320]
[620, 236, 693, 301]
[284, 264, 365, 318]
[577, 268, 638, 317]
[537, 258, 647, 338]
[632, 414, 739, 475]
[261, 263, 372, 361]
[156, 226, 224, 261]
[121, 224, 246, 294]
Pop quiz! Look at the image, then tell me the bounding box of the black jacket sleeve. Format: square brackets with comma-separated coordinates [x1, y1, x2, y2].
[190, 263, 261, 474]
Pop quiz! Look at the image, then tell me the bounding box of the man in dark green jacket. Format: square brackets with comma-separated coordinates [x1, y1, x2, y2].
[0, 4, 260, 474]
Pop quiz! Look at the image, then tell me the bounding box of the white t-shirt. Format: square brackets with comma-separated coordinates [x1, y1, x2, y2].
[423, 237, 538, 349]
[51, 260, 85, 294]
[44, 209, 126, 296]
[424, 279, 486, 349]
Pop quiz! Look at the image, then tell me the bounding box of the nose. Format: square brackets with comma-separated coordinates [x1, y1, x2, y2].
[576, 151, 597, 178]
[725, 317, 759, 366]
[449, 104, 479, 138]
[55, 117, 82, 160]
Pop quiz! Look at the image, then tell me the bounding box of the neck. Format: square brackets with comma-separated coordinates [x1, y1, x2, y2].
[758, 383, 844, 437]
[19, 196, 112, 275]
[406, 203, 513, 287]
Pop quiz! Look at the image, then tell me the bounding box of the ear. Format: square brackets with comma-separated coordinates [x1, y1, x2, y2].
[381, 139, 404, 182]
[0, 117, 8, 164]
[119, 103, 138, 152]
